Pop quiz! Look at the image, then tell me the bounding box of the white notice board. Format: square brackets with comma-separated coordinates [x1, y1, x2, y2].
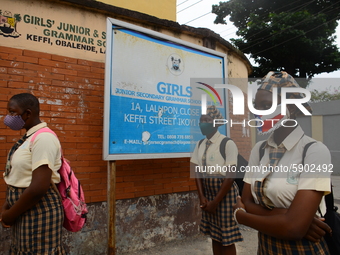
[103, 18, 229, 160]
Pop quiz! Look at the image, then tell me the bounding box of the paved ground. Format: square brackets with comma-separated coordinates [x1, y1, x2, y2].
[122, 225, 258, 255]
[120, 176, 340, 255]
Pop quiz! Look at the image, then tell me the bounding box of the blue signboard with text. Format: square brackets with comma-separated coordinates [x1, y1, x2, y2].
[103, 18, 228, 160]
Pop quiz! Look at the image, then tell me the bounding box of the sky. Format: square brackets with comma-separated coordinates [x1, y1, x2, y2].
[176, 0, 340, 92]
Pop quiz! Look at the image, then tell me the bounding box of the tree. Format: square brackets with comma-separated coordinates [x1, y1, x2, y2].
[212, 0, 340, 87]
[310, 87, 340, 102]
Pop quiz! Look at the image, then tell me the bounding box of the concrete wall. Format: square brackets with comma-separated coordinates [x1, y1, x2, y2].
[0, 202, 108, 255]
[309, 100, 340, 175]
[115, 191, 200, 253]
[0, 191, 200, 254]
[98, 0, 176, 21]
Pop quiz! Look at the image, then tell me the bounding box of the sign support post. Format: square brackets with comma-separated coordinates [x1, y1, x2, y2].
[108, 161, 116, 255]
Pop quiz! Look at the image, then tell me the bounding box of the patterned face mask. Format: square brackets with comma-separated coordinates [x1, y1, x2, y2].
[4, 114, 26, 130]
[254, 105, 290, 135]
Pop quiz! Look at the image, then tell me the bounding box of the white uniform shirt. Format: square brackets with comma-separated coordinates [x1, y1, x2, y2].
[4, 122, 61, 188]
[190, 131, 238, 176]
[244, 125, 331, 212]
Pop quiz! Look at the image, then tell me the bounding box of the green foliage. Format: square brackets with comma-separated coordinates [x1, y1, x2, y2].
[212, 0, 340, 83]
[310, 87, 340, 102]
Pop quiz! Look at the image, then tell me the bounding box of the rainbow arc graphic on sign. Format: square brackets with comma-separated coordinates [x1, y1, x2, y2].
[196, 82, 222, 106]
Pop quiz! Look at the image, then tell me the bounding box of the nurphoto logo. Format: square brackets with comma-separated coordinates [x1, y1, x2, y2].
[198, 83, 312, 128]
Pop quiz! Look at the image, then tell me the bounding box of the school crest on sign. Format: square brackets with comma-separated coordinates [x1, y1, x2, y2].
[0, 10, 21, 38]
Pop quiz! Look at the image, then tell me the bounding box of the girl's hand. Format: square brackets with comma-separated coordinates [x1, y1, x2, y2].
[304, 216, 332, 242]
[203, 200, 218, 214]
[233, 196, 245, 211]
[0, 218, 11, 228]
[1, 209, 14, 227]
[0, 203, 12, 228]
[199, 196, 208, 209]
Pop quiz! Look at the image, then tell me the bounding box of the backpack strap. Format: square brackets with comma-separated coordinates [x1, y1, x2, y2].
[30, 127, 62, 197]
[259, 141, 267, 161]
[304, 141, 336, 215]
[30, 127, 62, 155]
[31, 127, 57, 143]
[219, 137, 230, 161]
[301, 142, 335, 213]
[303, 141, 336, 213]
[301, 141, 316, 165]
[198, 137, 230, 161]
[325, 185, 336, 212]
[318, 186, 335, 217]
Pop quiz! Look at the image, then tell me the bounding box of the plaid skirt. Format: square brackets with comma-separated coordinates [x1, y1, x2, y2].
[6, 185, 66, 255]
[258, 231, 330, 255]
[200, 178, 243, 246]
[254, 179, 330, 255]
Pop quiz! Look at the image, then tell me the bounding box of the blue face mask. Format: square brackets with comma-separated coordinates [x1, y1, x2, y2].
[199, 122, 216, 136]
[4, 114, 26, 131]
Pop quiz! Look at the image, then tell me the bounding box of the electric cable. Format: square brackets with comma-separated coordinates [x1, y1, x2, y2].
[177, 0, 204, 13]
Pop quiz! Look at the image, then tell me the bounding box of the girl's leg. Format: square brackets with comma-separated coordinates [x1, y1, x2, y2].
[212, 239, 221, 255]
[212, 239, 236, 255]
[221, 243, 236, 255]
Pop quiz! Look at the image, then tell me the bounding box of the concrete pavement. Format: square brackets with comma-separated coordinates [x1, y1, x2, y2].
[120, 225, 258, 255]
[120, 175, 340, 255]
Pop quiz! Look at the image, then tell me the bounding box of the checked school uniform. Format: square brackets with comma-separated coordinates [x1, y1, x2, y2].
[244, 125, 331, 255]
[191, 131, 243, 246]
[4, 122, 66, 255]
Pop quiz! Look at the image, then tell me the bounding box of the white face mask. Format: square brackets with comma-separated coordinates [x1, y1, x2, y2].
[254, 105, 290, 135]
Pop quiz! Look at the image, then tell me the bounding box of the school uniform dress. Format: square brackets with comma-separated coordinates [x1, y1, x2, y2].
[4, 122, 66, 255]
[191, 131, 243, 246]
[244, 125, 331, 255]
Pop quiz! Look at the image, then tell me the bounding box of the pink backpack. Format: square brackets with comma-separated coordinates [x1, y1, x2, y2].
[31, 127, 88, 232]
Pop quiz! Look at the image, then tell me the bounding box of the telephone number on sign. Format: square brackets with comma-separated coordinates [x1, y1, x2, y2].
[166, 135, 193, 139]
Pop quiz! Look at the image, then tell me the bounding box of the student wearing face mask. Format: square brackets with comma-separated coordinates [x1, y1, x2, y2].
[233, 71, 332, 255]
[190, 105, 243, 255]
[1, 93, 65, 254]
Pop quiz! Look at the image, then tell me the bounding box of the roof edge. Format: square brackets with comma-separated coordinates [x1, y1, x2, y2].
[53, 0, 252, 74]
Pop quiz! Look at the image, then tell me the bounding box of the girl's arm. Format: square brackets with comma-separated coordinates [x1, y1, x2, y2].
[1, 165, 52, 226]
[204, 139, 238, 213]
[242, 183, 287, 215]
[191, 162, 208, 208]
[241, 183, 329, 242]
[234, 189, 330, 240]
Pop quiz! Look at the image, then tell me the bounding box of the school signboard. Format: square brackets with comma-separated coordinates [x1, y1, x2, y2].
[103, 18, 228, 160]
